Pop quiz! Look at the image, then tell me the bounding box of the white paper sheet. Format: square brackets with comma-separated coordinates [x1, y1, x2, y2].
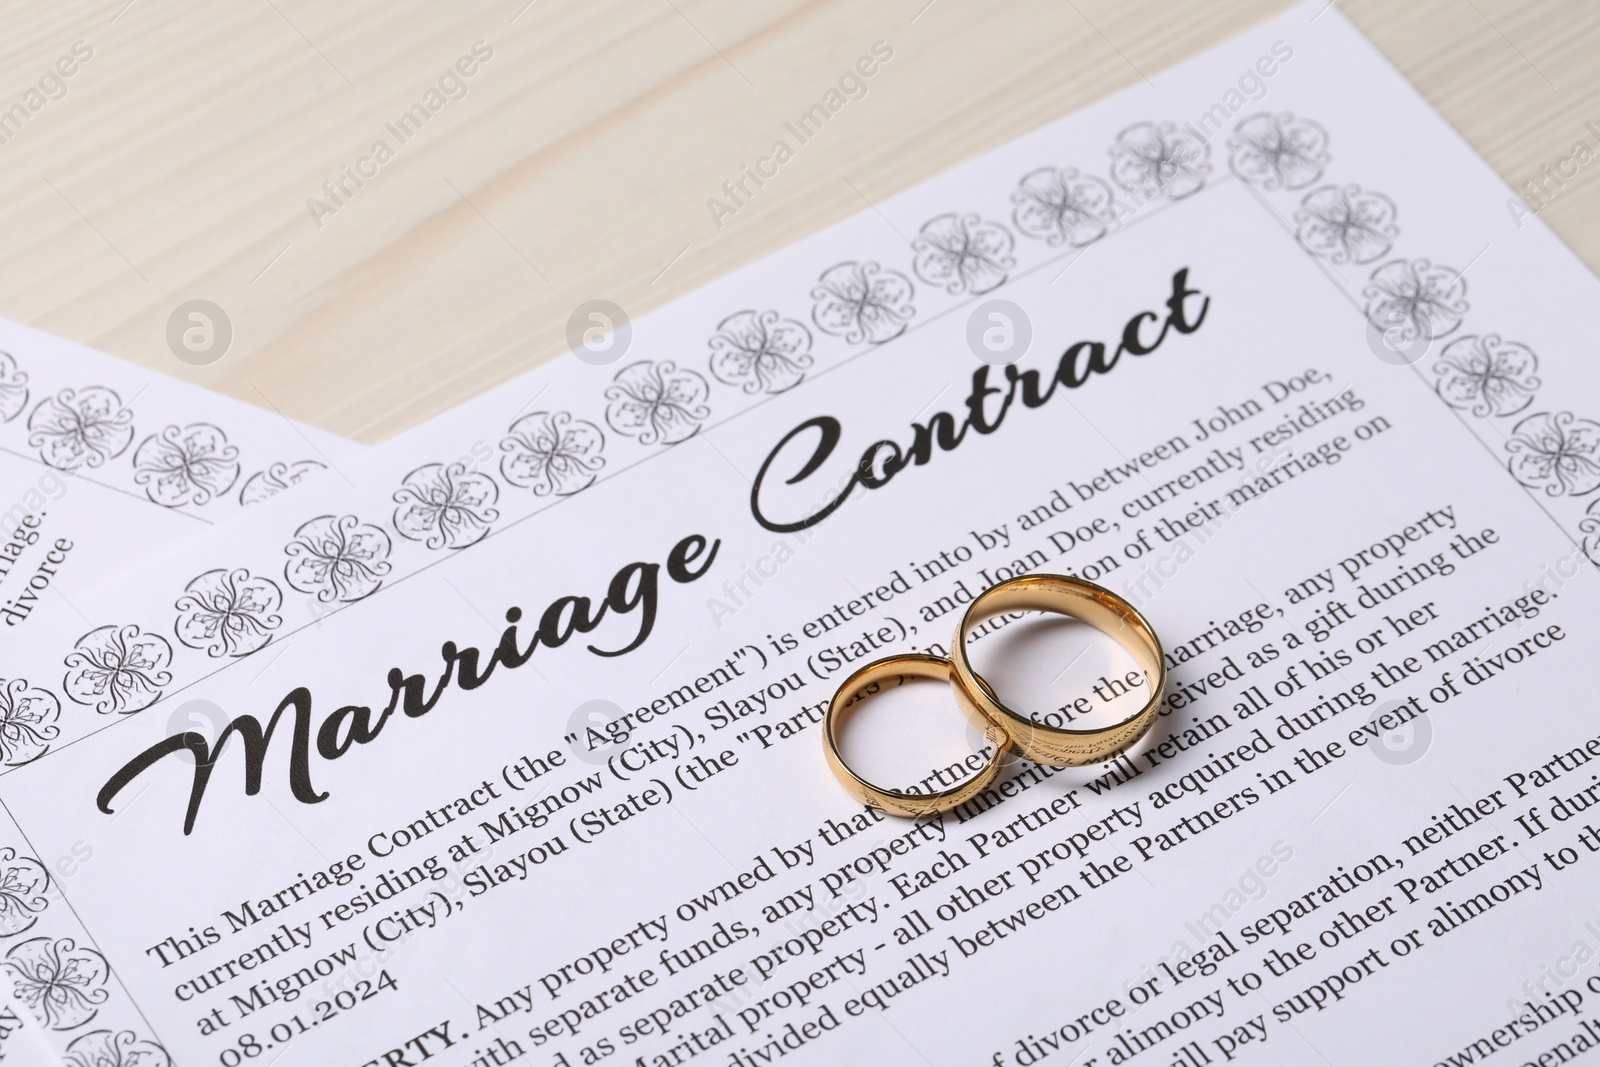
[0, 323, 361, 1062]
[0, 317, 363, 643]
[2, 5, 1599, 1065]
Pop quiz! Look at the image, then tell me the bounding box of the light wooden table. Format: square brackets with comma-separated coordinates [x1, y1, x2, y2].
[2, 0, 1596, 441]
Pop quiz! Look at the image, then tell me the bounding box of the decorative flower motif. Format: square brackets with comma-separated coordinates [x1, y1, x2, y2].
[131, 423, 241, 507]
[1228, 113, 1330, 190]
[1108, 121, 1210, 200]
[604, 361, 711, 446]
[27, 387, 135, 471]
[0, 680, 59, 767]
[2, 937, 109, 1030]
[0, 353, 30, 422]
[239, 459, 327, 505]
[63, 625, 172, 715]
[500, 412, 606, 496]
[911, 213, 1016, 295]
[173, 569, 283, 658]
[810, 261, 916, 345]
[1363, 258, 1468, 344]
[1506, 412, 1600, 497]
[1294, 184, 1398, 264]
[1432, 335, 1541, 418]
[0, 849, 49, 937]
[1011, 166, 1119, 247]
[64, 1029, 171, 1067]
[392, 463, 500, 550]
[707, 310, 814, 395]
[283, 515, 393, 604]
[1582, 500, 1600, 569]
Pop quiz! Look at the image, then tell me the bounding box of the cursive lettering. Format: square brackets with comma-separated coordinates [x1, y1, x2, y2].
[98, 533, 720, 834]
[750, 268, 1209, 532]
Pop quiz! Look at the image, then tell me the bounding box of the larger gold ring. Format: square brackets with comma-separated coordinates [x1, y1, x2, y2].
[823, 653, 1010, 817]
[949, 574, 1165, 766]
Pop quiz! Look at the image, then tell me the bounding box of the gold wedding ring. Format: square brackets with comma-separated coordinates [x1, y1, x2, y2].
[822, 653, 1010, 817]
[821, 574, 1166, 816]
[950, 574, 1165, 767]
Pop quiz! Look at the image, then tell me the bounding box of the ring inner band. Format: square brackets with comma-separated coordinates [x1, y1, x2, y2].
[823, 653, 1009, 818]
[951, 576, 1165, 767]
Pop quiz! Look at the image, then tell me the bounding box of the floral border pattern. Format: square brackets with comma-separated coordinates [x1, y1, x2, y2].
[1294, 183, 1398, 265]
[2, 935, 111, 1030]
[26, 107, 1598, 771]
[4, 101, 1597, 1067]
[173, 569, 283, 658]
[131, 423, 242, 508]
[392, 463, 500, 550]
[1227, 112, 1330, 191]
[240, 459, 328, 506]
[63, 1028, 171, 1066]
[1011, 166, 1119, 248]
[1110, 121, 1211, 200]
[911, 213, 1016, 296]
[283, 515, 393, 604]
[1363, 258, 1468, 344]
[811, 261, 915, 345]
[62, 626, 172, 716]
[0, 848, 49, 937]
[0, 680, 58, 768]
[1433, 334, 1540, 418]
[707, 311, 813, 396]
[500, 411, 607, 497]
[28, 387, 135, 472]
[0, 353, 29, 423]
[1237, 108, 1600, 525]
[604, 361, 710, 446]
[0, 349, 333, 519]
[0, 826, 165, 1060]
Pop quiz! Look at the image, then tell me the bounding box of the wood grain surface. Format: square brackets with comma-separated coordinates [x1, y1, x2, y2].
[1, 0, 1595, 441]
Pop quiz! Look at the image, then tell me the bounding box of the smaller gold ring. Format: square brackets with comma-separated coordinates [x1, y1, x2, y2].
[950, 574, 1165, 767]
[823, 653, 1009, 817]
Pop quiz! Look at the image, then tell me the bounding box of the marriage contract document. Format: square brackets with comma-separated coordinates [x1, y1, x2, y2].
[1, 5, 1598, 1066]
